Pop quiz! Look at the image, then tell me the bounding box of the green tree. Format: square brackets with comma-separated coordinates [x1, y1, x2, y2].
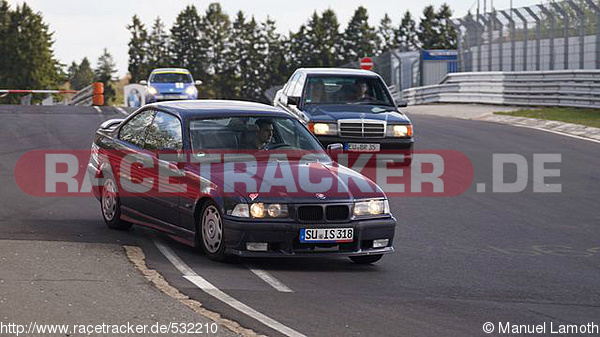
[342, 6, 379, 62]
[435, 3, 457, 49]
[0, 2, 60, 103]
[147, 17, 170, 69]
[95, 48, 117, 105]
[234, 16, 268, 102]
[70, 57, 94, 90]
[397, 10, 418, 51]
[200, 3, 231, 98]
[262, 17, 288, 91]
[320, 9, 344, 66]
[417, 5, 438, 49]
[378, 13, 397, 53]
[170, 5, 203, 81]
[126, 15, 148, 83]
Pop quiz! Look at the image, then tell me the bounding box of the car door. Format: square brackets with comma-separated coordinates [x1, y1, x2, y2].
[140, 111, 185, 228]
[115, 109, 155, 213]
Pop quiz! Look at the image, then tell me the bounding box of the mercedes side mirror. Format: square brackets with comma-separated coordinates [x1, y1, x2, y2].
[139, 80, 147, 85]
[395, 99, 408, 108]
[194, 80, 202, 86]
[327, 143, 344, 157]
[287, 96, 300, 106]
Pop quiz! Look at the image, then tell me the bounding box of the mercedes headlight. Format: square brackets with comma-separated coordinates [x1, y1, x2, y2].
[311, 122, 337, 136]
[147, 86, 158, 95]
[353, 199, 390, 216]
[387, 124, 413, 137]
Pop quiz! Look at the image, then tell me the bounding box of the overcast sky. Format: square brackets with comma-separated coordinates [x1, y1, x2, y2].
[9, 0, 540, 78]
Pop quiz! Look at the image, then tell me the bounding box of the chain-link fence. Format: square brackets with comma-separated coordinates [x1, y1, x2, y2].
[454, 0, 600, 72]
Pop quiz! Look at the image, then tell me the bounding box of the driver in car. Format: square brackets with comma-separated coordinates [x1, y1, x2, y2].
[245, 118, 274, 149]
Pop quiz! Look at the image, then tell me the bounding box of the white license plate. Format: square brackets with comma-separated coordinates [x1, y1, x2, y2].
[346, 143, 380, 152]
[165, 94, 183, 99]
[300, 228, 354, 243]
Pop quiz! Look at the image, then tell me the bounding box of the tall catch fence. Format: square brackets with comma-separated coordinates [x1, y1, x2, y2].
[455, 0, 600, 72]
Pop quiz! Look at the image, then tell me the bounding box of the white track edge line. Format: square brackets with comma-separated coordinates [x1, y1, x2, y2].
[247, 266, 293, 293]
[152, 239, 306, 337]
[93, 106, 101, 113]
[115, 106, 129, 116]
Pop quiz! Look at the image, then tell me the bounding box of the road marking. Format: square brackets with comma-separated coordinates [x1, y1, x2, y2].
[93, 106, 101, 113]
[246, 266, 293, 293]
[153, 239, 306, 337]
[114, 106, 129, 116]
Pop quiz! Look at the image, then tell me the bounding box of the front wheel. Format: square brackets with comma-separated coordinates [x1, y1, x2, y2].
[349, 254, 383, 264]
[198, 201, 227, 261]
[101, 178, 132, 230]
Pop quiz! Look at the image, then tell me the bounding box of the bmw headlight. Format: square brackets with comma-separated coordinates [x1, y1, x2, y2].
[353, 199, 390, 217]
[147, 86, 158, 95]
[387, 124, 413, 137]
[230, 203, 288, 218]
[185, 86, 197, 96]
[310, 122, 337, 136]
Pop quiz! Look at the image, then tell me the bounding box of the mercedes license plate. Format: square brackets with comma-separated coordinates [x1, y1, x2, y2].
[300, 228, 354, 243]
[346, 143, 380, 152]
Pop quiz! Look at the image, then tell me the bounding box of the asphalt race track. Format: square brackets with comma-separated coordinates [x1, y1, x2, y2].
[1, 105, 598, 336]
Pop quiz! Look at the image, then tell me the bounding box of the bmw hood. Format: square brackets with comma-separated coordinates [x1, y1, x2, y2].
[196, 158, 386, 203]
[303, 104, 411, 124]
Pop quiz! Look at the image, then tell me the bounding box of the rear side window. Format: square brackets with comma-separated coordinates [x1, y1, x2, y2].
[119, 110, 155, 147]
[290, 72, 306, 98]
[284, 73, 300, 96]
[144, 112, 183, 150]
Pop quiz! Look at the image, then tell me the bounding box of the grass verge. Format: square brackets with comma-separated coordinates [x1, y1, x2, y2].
[494, 107, 600, 128]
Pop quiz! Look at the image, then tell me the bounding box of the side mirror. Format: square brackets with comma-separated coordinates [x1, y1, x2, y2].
[395, 99, 408, 108]
[194, 80, 202, 86]
[139, 80, 147, 85]
[327, 143, 344, 157]
[287, 96, 300, 106]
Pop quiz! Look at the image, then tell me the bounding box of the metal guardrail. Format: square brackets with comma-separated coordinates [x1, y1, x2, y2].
[70, 83, 104, 106]
[402, 70, 600, 108]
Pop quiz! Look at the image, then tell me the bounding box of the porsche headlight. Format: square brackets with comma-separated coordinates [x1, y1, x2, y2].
[353, 199, 390, 216]
[147, 86, 158, 95]
[387, 124, 413, 137]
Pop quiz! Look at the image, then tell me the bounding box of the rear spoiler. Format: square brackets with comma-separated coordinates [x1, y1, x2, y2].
[100, 118, 124, 129]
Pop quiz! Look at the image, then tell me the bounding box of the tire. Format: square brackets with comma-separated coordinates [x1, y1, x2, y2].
[198, 200, 227, 261]
[100, 178, 132, 230]
[349, 254, 383, 264]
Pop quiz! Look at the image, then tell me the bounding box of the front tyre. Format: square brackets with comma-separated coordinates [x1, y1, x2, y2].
[199, 201, 227, 261]
[101, 178, 132, 230]
[349, 254, 383, 264]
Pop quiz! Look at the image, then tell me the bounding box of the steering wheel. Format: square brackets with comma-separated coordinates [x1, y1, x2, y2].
[264, 143, 292, 150]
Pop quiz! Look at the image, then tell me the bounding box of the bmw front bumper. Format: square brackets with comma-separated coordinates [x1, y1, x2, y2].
[222, 216, 396, 257]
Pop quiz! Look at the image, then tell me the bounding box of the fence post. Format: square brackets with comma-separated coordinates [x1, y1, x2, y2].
[550, 2, 570, 70]
[538, 5, 556, 70]
[524, 7, 541, 71]
[583, 0, 600, 69]
[492, 11, 504, 71]
[514, 9, 529, 71]
[500, 10, 516, 71]
[565, 0, 585, 69]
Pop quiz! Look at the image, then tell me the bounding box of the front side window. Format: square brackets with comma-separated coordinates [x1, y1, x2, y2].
[119, 110, 155, 147]
[149, 72, 193, 83]
[144, 112, 183, 150]
[189, 116, 324, 151]
[303, 75, 394, 106]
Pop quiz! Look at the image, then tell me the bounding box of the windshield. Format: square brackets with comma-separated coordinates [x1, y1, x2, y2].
[189, 116, 326, 152]
[149, 72, 193, 83]
[304, 75, 394, 106]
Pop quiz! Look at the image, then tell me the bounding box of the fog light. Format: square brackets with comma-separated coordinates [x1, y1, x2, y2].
[373, 239, 389, 248]
[246, 242, 268, 251]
